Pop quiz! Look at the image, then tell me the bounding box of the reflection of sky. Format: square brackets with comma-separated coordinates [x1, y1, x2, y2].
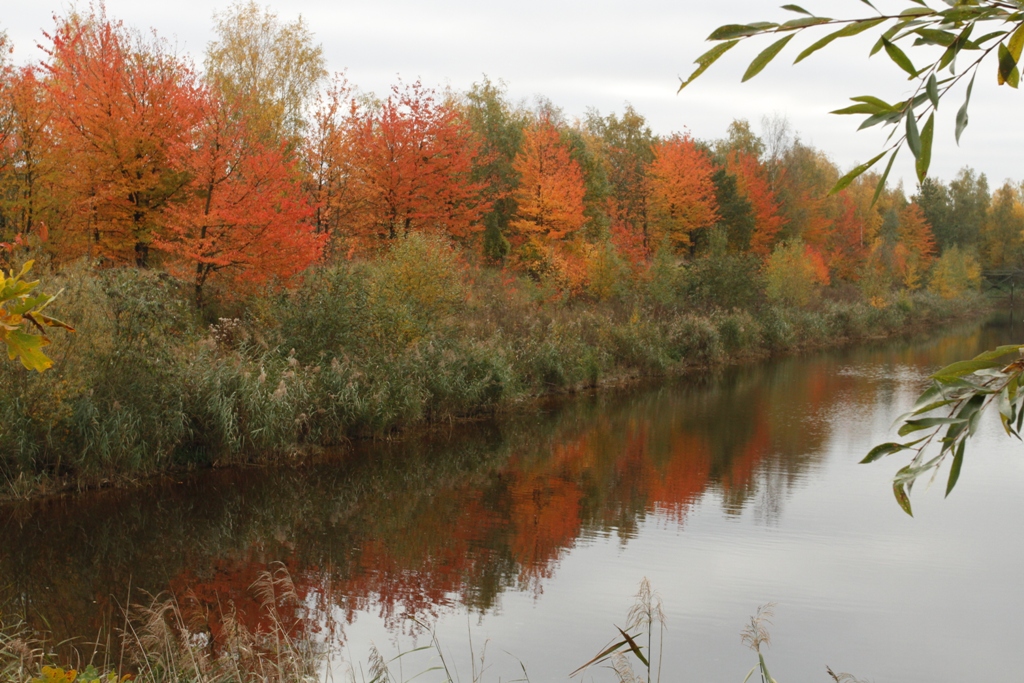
[333, 325, 1024, 683]
[3, 0, 1020, 188]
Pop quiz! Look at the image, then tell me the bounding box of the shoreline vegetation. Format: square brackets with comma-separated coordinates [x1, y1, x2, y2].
[0, 234, 987, 503]
[0, 4, 1003, 503]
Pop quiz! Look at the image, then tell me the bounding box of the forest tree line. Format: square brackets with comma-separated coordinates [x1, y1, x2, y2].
[0, 3, 1018, 309]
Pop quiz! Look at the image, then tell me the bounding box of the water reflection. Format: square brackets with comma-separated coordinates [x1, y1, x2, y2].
[0, 320, 1009, 676]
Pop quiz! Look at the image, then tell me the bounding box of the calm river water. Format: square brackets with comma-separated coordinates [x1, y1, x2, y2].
[3, 319, 1024, 682]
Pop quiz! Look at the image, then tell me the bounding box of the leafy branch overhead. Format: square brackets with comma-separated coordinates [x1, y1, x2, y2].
[863, 344, 1024, 515]
[680, 1, 1024, 194]
[1, 261, 74, 372]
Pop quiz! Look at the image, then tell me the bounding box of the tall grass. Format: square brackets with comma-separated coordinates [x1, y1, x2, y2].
[0, 234, 987, 497]
[3, 573, 867, 683]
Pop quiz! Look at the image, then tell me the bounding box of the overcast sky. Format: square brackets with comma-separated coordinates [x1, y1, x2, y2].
[4, 1, 1021, 189]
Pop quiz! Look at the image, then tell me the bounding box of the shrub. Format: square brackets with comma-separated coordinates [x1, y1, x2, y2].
[928, 246, 982, 300]
[665, 314, 723, 365]
[715, 309, 763, 353]
[365, 233, 468, 349]
[765, 240, 829, 308]
[758, 306, 796, 350]
[687, 252, 765, 311]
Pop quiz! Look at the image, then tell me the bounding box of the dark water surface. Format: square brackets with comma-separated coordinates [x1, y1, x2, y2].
[4, 320, 1024, 682]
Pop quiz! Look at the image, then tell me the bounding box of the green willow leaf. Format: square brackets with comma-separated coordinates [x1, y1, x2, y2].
[898, 416, 964, 437]
[794, 17, 887, 63]
[831, 102, 887, 115]
[997, 41, 1020, 86]
[970, 344, 1022, 363]
[900, 6, 935, 17]
[861, 442, 908, 464]
[914, 28, 958, 47]
[1008, 21, 1024, 61]
[926, 73, 940, 108]
[781, 4, 812, 15]
[906, 109, 922, 157]
[916, 111, 934, 181]
[708, 24, 771, 40]
[781, 16, 832, 29]
[894, 481, 913, 516]
[883, 37, 919, 77]
[743, 34, 796, 81]
[871, 148, 899, 205]
[679, 40, 741, 91]
[932, 358, 1003, 380]
[830, 151, 885, 194]
[945, 440, 966, 497]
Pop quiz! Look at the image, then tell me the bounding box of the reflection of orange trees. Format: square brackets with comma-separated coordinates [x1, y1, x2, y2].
[647, 431, 712, 523]
[169, 557, 312, 651]
[508, 471, 583, 585]
[6, 363, 849, 649]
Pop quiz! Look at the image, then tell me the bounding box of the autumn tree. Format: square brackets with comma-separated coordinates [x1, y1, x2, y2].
[509, 115, 587, 249]
[645, 134, 718, 253]
[891, 207, 934, 290]
[725, 150, 784, 257]
[303, 74, 365, 254]
[561, 120, 612, 241]
[982, 182, 1024, 270]
[44, 11, 204, 266]
[0, 65, 61, 248]
[825, 192, 868, 282]
[774, 140, 835, 248]
[156, 91, 323, 305]
[342, 81, 488, 251]
[204, 0, 326, 145]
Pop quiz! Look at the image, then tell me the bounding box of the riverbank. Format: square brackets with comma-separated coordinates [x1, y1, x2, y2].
[0, 236, 987, 502]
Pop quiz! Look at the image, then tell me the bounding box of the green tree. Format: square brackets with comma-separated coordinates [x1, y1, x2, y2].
[204, 1, 326, 144]
[715, 118, 765, 160]
[562, 122, 613, 241]
[463, 78, 528, 262]
[709, 164, 755, 253]
[914, 177, 953, 251]
[946, 167, 990, 250]
[585, 106, 657, 248]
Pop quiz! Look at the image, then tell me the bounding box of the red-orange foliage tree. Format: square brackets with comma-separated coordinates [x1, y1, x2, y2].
[509, 116, 587, 246]
[43, 12, 204, 266]
[156, 93, 322, 305]
[646, 135, 718, 252]
[894, 201, 937, 290]
[343, 81, 488, 251]
[0, 65, 61, 247]
[304, 75, 364, 252]
[726, 151, 784, 258]
[897, 202, 937, 265]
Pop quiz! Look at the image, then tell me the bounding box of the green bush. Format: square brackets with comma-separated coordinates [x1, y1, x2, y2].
[687, 252, 766, 311]
[714, 310, 763, 354]
[758, 306, 796, 350]
[666, 315, 723, 365]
